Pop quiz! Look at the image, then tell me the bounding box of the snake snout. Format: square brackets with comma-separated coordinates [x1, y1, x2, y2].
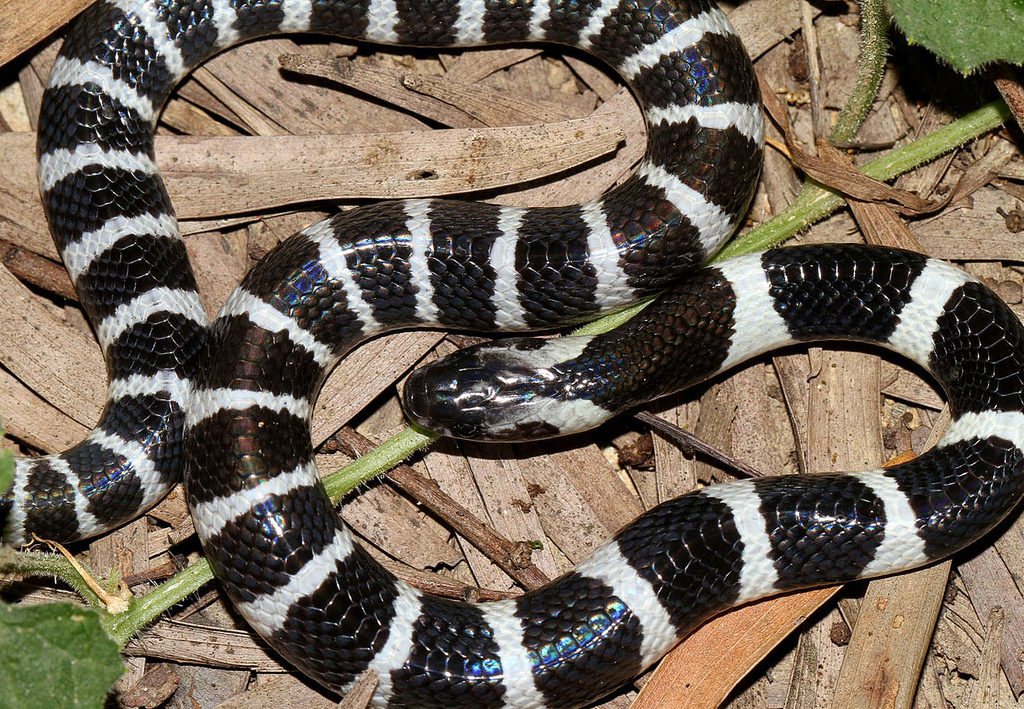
[402, 345, 550, 440]
[402, 353, 499, 438]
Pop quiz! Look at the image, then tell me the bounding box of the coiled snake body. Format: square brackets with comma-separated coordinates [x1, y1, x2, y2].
[4, 1, 1024, 707]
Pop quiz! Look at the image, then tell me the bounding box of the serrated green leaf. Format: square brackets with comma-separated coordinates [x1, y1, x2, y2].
[0, 602, 123, 709]
[889, 0, 1024, 73]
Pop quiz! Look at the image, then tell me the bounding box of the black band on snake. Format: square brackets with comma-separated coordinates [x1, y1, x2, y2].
[4, 1, 1022, 707]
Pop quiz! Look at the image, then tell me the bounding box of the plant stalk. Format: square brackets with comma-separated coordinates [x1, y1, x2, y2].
[830, 0, 891, 144]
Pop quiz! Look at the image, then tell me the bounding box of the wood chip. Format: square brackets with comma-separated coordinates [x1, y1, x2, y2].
[0, 365, 88, 452]
[0, 0, 93, 66]
[119, 664, 181, 709]
[632, 588, 842, 708]
[212, 675, 338, 709]
[2, 116, 624, 228]
[337, 670, 379, 709]
[125, 618, 285, 672]
[967, 608, 1006, 709]
[832, 563, 951, 709]
[0, 262, 105, 427]
[959, 538, 1024, 695]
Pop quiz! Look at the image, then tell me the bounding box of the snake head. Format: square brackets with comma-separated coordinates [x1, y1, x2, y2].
[402, 336, 610, 442]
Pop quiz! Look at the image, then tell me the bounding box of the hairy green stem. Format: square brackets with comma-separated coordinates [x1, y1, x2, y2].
[106, 555, 214, 644]
[0, 550, 105, 610]
[322, 425, 437, 499]
[714, 99, 1011, 262]
[6, 97, 1010, 649]
[830, 0, 890, 144]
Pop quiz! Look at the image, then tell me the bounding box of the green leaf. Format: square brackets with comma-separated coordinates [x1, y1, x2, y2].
[0, 602, 123, 709]
[889, 0, 1024, 73]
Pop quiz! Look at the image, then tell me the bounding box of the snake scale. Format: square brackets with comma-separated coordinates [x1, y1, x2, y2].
[2, 0, 1023, 707]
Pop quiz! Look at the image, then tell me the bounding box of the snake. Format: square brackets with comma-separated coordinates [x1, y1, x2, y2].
[3, 0, 1023, 707]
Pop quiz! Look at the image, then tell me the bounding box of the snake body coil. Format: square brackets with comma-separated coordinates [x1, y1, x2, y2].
[3, 1, 1023, 707]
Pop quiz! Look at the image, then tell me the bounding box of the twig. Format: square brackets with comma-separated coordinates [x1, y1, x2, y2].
[1, 238, 77, 301]
[329, 427, 551, 590]
[799, 1, 827, 139]
[338, 669, 379, 709]
[633, 411, 765, 478]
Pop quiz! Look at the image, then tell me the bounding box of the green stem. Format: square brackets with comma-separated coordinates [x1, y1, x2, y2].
[106, 556, 214, 645]
[8, 98, 1011, 649]
[714, 99, 1011, 262]
[322, 425, 437, 500]
[830, 0, 890, 144]
[572, 298, 655, 336]
[0, 426, 13, 497]
[0, 550, 105, 610]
